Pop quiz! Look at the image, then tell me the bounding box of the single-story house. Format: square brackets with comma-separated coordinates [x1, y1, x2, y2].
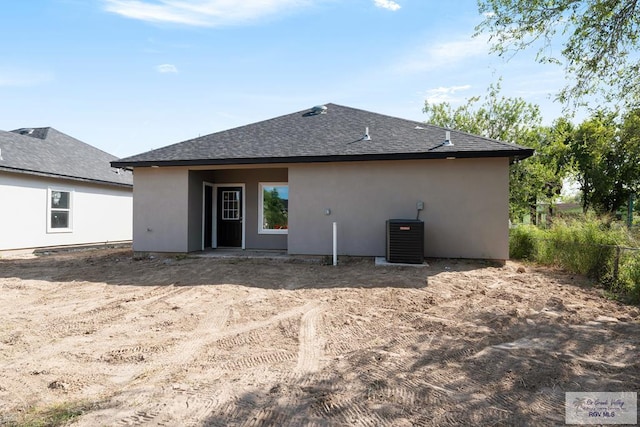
[0, 127, 133, 252]
[112, 103, 533, 260]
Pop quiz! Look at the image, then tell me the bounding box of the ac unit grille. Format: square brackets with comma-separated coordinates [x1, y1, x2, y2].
[386, 219, 424, 264]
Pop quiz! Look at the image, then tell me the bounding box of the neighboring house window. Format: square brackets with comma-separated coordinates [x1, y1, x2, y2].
[48, 188, 73, 232]
[259, 183, 288, 234]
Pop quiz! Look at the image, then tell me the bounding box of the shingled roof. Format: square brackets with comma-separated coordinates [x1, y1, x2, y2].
[0, 127, 132, 187]
[112, 103, 533, 168]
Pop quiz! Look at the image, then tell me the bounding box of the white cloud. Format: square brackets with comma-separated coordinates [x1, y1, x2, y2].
[373, 0, 400, 11]
[395, 35, 489, 74]
[103, 0, 313, 27]
[156, 63, 178, 73]
[424, 85, 471, 104]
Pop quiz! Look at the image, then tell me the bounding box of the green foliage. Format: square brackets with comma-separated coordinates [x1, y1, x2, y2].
[424, 81, 572, 221]
[423, 80, 542, 143]
[618, 252, 640, 303]
[476, 0, 640, 109]
[509, 225, 540, 260]
[510, 216, 640, 302]
[541, 216, 622, 281]
[263, 188, 288, 229]
[572, 109, 640, 215]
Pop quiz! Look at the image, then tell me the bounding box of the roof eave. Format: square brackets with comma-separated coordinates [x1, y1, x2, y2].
[0, 166, 133, 188]
[111, 149, 535, 168]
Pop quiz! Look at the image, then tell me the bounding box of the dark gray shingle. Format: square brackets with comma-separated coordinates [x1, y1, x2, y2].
[112, 103, 533, 167]
[0, 127, 132, 187]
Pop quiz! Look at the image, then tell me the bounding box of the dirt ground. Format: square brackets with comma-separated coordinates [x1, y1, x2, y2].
[0, 248, 638, 426]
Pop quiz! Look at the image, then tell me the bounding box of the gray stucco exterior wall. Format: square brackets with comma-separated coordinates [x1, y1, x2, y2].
[132, 158, 509, 259]
[133, 167, 190, 252]
[288, 158, 509, 259]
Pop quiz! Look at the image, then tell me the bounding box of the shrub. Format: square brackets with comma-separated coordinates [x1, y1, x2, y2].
[544, 217, 623, 283]
[509, 225, 540, 260]
[509, 215, 636, 295]
[618, 251, 640, 303]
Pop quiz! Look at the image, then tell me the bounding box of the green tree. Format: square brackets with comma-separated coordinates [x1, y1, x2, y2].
[263, 188, 288, 229]
[572, 109, 640, 214]
[423, 82, 541, 143]
[424, 82, 571, 221]
[476, 0, 640, 108]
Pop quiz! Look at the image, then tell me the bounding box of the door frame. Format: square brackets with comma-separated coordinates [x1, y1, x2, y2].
[202, 182, 245, 250]
[202, 182, 214, 251]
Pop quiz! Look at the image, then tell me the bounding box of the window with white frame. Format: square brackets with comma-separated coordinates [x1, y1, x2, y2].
[259, 183, 288, 234]
[48, 188, 72, 232]
[221, 190, 241, 220]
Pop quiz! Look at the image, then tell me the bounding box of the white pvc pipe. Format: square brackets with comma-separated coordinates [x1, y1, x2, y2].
[332, 221, 337, 266]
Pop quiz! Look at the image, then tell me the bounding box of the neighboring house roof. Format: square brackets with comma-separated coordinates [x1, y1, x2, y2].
[0, 127, 132, 187]
[112, 103, 534, 168]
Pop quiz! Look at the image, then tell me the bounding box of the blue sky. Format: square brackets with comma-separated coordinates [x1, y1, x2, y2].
[1, 0, 573, 158]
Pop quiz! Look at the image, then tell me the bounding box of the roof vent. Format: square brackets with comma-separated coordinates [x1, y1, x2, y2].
[17, 128, 34, 135]
[443, 130, 453, 146]
[363, 126, 371, 141]
[311, 105, 327, 115]
[0, 148, 3, 161]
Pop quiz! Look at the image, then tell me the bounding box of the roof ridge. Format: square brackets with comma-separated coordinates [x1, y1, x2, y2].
[112, 103, 534, 166]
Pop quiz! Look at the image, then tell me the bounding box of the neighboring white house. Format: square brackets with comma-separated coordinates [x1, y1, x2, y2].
[0, 127, 133, 252]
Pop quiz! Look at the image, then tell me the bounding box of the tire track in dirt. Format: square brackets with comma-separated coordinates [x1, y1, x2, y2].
[211, 301, 320, 342]
[322, 321, 378, 356]
[117, 290, 314, 426]
[295, 305, 324, 375]
[240, 408, 290, 427]
[149, 305, 232, 377]
[43, 285, 187, 337]
[3, 286, 190, 378]
[294, 370, 340, 388]
[126, 285, 194, 313]
[32, 279, 92, 305]
[158, 302, 323, 426]
[214, 329, 265, 350]
[121, 382, 232, 427]
[180, 387, 225, 427]
[115, 409, 160, 426]
[101, 344, 172, 364]
[220, 350, 297, 371]
[203, 399, 242, 427]
[311, 394, 387, 427]
[97, 306, 232, 427]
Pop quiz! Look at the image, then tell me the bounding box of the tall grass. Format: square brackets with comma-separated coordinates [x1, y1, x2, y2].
[618, 251, 640, 303]
[510, 216, 640, 303]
